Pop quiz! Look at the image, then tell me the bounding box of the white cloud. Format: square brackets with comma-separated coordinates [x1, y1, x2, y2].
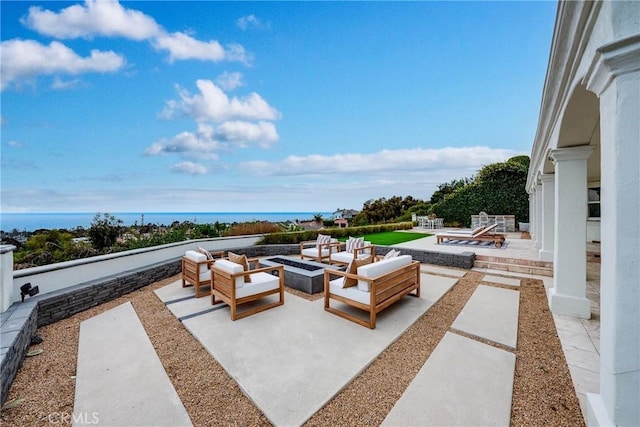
[21, 0, 161, 40]
[144, 124, 220, 159]
[52, 76, 82, 90]
[161, 79, 281, 122]
[153, 32, 250, 64]
[20, 1, 250, 65]
[0, 39, 125, 90]
[242, 146, 518, 176]
[7, 141, 25, 148]
[215, 121, 278, 147]
[215, 71, 244, 91]
[171, 161, 208, 175]
[236, 14, 268, 31]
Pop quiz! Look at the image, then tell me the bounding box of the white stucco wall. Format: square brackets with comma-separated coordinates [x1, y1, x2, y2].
[10, 235, 261, 304]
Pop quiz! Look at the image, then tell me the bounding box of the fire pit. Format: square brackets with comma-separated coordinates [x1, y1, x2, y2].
[259, 256, 342, 294]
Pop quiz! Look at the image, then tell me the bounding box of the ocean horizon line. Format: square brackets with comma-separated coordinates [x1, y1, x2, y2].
[1, 211, 336, 232]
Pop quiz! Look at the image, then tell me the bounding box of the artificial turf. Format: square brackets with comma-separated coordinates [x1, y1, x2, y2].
[338, 231, 430, 246]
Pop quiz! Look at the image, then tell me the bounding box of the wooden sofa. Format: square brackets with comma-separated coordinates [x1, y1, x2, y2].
[181, 249, 223, 298]
[324, 255, 421, 329]
[211, 258, 285, 320]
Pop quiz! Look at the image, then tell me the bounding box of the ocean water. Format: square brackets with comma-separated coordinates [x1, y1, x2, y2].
[0, 212, 333, 232]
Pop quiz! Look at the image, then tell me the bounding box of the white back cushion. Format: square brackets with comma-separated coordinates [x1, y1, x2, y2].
[356, 255, 412, 292]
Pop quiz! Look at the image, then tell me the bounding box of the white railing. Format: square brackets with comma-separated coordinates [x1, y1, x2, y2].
[5, 235, 261, 310]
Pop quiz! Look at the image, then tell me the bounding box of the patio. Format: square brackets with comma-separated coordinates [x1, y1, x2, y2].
[1, 230, 600, 426]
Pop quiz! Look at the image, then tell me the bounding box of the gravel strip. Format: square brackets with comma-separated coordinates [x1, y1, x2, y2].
[1, 270, 584, 426]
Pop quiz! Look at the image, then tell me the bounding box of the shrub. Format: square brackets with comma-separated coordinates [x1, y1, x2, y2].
[257, 222, 413, 244]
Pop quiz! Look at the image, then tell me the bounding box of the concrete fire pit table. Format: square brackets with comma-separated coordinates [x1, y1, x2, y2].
[259, 256, 344, 294]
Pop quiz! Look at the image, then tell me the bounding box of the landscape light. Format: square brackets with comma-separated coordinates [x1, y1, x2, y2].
[20, 282, 39, 302]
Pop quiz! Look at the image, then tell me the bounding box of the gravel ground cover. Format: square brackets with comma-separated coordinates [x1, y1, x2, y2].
[1, 269, 584, 426]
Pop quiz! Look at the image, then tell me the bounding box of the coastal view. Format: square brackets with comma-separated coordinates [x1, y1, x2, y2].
[2, 1, 638, 426]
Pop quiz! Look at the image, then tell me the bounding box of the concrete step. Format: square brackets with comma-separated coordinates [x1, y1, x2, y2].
[474, 255, 554, 277]
[473, 260, 554, 277]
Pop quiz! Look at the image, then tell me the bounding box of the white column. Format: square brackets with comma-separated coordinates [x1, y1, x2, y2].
[538, 174, 555, 261]
[529, 188, 537, 240]
[585, 35, 640, 427]
[549, 146, 594, 319]
[1, 245, 16, 313]
[534, 180, 543, 249]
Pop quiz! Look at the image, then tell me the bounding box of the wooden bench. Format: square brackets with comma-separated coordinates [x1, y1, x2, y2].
[324, 255, 421, 329]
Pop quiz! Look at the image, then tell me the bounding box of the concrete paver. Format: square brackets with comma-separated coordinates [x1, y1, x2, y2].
[421, 264, 467, 277]
[482, 274, 521, 287]
[451, 285, 520, 349]
[156, 274, 457, 427]
[73, 302, 192, 427]
[382, 332, 516, 426]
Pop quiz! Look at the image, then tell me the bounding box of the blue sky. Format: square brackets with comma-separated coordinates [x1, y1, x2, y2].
[1, 0, 557, 213]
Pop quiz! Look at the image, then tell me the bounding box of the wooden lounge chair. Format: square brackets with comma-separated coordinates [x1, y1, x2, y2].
[300, 234, 340, 263]
[181, 249, 224, 298]
[211, 257, 285, 320]
[436, 223, 506, 248]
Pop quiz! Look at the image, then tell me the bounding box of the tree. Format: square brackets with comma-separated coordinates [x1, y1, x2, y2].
[313, 213, 324, 224]
[430, 178, 473, 204]
[88, 213, 123, 251]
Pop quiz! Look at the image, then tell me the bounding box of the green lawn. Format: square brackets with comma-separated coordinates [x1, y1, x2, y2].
[338, 231, 430, 246]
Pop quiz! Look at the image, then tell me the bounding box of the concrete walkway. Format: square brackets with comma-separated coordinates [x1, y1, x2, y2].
[73, 302, 192, 427]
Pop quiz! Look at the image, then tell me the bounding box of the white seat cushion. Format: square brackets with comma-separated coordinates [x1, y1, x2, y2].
[356, 255, 412, 292]
[331, 249, 371, 264]
[236, 272, 280, 299]
[302, 247, 331, 258]
[199, 269, 212, 282]
[328, 277, 371, 305]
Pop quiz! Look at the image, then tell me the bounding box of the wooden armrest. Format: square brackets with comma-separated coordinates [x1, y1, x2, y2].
[238, 264, 284, 277]
[210, 251, 226, 259]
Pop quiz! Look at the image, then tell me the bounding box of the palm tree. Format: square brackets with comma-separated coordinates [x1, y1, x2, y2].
[313, 214, 323, 225]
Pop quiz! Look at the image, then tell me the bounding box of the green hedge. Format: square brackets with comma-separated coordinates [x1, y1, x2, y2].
[432, 157, 529, 227]
[257, 222, 414, 245]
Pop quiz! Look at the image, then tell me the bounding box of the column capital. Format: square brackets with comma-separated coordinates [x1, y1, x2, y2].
[539, 173, 555, 183]
[549, 145, 595, 164]
[585, 34, 640, 96]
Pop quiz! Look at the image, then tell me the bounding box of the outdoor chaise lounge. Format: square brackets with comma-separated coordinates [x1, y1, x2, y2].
[436, 223, 506, 248]
[324, 254, 421, 329]
[211, 255, 285, 320]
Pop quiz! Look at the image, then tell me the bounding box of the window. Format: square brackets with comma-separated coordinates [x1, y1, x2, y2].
[588, 187, 600, 219]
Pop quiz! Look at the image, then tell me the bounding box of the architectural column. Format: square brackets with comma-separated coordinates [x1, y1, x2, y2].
[534, 180, 543, 249]
[538, 174, 555, 261]
[585, 35, 640, 427]
[548, 145, 594, 319]
[1, 245, 16, 313]
[528, 192, 535, 237]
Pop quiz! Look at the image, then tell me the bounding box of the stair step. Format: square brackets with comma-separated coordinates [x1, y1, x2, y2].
[475, 255, 553, 269]
[473, 260, 554, 277]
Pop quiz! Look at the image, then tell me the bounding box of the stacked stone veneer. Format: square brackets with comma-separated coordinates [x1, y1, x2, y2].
[1, 244, 473, 404]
